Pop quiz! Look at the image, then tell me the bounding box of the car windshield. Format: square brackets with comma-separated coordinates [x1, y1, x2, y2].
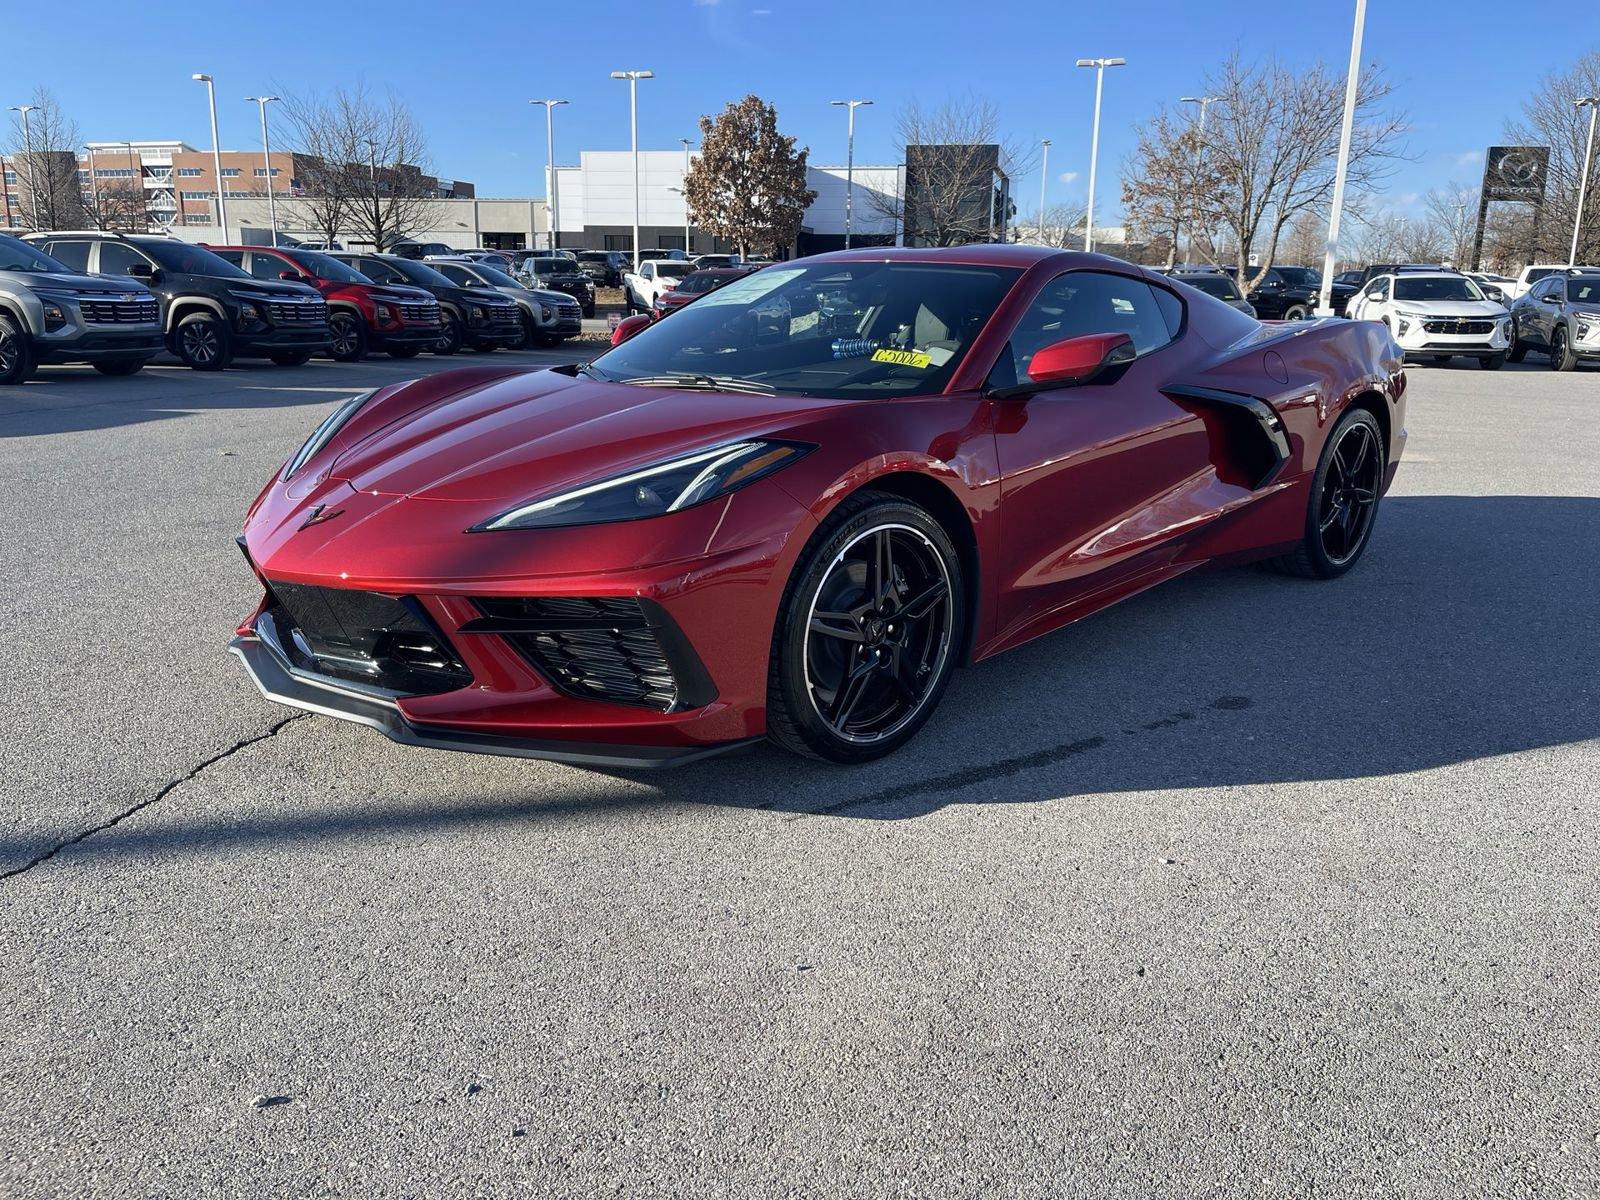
[675, 273, 725, 295]
[1274, 266, 1320, 288]
[0, 236, 69, 273]
[391, 259, 457, 287]
[531, 258, 573, 273]
[656, 263, 693, 279]
[1394, 277, 1485, 302]
[1181, 275, 1242, 302]
[144, 240, 251, 278]
[1570, 277, 1600, 305]
[577, 253, 610, 263]
[290, 251, 367, 282]
[587, 261, 1021, 399]
[472, 264, 521, 288]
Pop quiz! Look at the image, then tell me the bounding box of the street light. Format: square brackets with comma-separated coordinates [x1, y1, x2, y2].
[1316, 0, 1366, 316]
[1037, 138, 1051, 244]
[678, 138, 693, 254]
[830, 99, 872, 250]
[192, 74, 229, 241]
[364, 136, 380, 247]
[84, 144, 101, 227]
[244, 95, 281, 247]
[1570, 96, 1599, 267]
[530, 99, 568, 251]
[610, 70, 654, 269]
[1177, 95, 1222, 265]
[8, 105, 42, 229]
[1075, 58, 1125, 253]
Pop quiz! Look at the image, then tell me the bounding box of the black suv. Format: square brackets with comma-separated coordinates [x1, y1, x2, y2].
[26, 232, 330, 369]
[512, 254, 596, 316]
[1245, 265, 1322, 321]
[331, 252, 524, 354]
[574, 250, 630, 287]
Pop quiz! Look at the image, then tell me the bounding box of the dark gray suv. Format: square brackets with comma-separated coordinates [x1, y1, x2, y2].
[1508, 270, 1600, 371]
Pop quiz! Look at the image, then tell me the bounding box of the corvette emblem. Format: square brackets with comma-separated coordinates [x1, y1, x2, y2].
[298, 504, 345, 530]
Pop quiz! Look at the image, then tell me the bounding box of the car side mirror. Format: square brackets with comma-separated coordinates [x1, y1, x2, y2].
[1028, 332, 1137, 387]
[611, 313, 652, 346]
[1364, 287, 1382, 299]
[1482, 286, 1504, 302]
[1541, 292, 1561, 304]
[126, 262, 155, 280]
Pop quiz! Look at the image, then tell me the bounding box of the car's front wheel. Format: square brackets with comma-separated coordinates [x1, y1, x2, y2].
[433, 312, 462, 355]
[1283, 303, 1309, 321]
[1550, 325, 1577, 371]
[326, 311, 367, 362]
[173, 312, 231, 370]
[0, 316, 36, 385]
[767, 492, 965, 763]
[269, 349, 315, 366]
[1478, 353, 1506, 370]
[92, 357, 146, 376]
[1507, 318, 1527, 362]
[1267, 407, 1385, 580]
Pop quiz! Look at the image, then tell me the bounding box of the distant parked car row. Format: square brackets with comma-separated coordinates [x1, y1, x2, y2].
[0, 230, 587, 384]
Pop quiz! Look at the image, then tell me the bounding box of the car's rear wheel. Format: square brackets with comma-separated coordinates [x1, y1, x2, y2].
[326, 311, 367, 362]
[1267, 407, 1385, 580]
[767, 493, 964, 763]
[1550, 325, 1577, 371]
[173, 313, 231, 371]
[92, 357, 146, 376]
[1282, 303, 1309, 321]
[0, 316, 37, 385]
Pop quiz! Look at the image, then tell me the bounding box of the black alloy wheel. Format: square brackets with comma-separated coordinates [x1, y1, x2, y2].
[174, 313, 231, 370]
[1268, 407, 1385, 580]
[0, 317, 38, 385]
[433, 312, 462, 355]
[327, 311, 367, 362]
[1507, 317, 1527, 362]
[768, 493, 964, 763]
[1550, 325, 1577, 371]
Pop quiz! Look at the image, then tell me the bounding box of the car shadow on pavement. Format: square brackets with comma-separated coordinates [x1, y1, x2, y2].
[1, 493, 1594, 873]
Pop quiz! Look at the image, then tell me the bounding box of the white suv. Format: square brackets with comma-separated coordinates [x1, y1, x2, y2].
[1347, 270, 1512, 369]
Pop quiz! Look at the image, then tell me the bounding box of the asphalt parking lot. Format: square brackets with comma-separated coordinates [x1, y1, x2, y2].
[1, 349, 1596, 1197]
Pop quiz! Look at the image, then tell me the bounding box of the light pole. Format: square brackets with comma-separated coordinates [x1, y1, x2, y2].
[1075, 58, 1125, 252]
[120, 142, 142, 229]
[365, 137, 380, 249]
[244, 95, 280, 246]
[1037, 138, 1051, 244]
[192, 74, 229, 241]
[610, 70, 654, 269]
[530, 99, 568, 251]
[1316, 0, 1367, 316]
[85, 145, 101, 227]
[830, 99, 872, 250]
[1177, 96, 1221, 265]
[1570, 97, 1599, 267]
[8, 105, 42, 230]
[679, 137, 693, 254]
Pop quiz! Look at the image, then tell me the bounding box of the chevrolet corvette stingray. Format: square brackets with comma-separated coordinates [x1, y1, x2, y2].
[231, 246, 1406, 767]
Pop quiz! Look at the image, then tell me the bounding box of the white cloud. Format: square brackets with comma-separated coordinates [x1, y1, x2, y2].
[1395, 191, 1420, 208]
[693, 0, 720, 6]
[1453, 149, 1484, 167]
[1058, 171, 1079, 184]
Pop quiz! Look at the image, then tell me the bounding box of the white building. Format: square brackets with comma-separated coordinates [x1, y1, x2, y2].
[550, 150, 902, 255]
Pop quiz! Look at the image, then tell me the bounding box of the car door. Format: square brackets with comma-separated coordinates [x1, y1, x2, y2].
[989, 270, 1232, 639]
[1355, 275, 1389, 322]
[1527, 278, 1560, 345]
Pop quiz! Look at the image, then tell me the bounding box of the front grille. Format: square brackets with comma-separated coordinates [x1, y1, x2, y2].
[266, 299, 329, 324]
[397, 301, 440, 324]
[469, 596, 686, 711]
[485, 304, 521, 331]
[80, 296, 159, 324]
[1421, 318, 1494, 335]
[264, 580, 471, 695]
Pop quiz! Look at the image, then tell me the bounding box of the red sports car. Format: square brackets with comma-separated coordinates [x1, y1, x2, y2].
[231, 246, 1405, 767]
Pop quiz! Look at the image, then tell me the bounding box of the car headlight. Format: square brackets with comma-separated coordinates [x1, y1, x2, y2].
[373, 302, 394, 321]
[40, 301, 69, 331]
[283, 390, 374, 481]
[1392, 309, 1425, 321]
[467, 304, 486, 322]
[474, 439, 813, 531]
[540, 304, 554, 321]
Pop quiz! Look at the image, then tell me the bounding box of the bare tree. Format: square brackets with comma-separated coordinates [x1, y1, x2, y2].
[279, 87, 435, 250]
[1423, 183, 1476, 265]
[1124, 54, 1405, 291]
[684, 95, 815, 260]
[1504, 50, 1600, 262]
[1282, 211, 1326, 266]
[868, 97, 1029, 246]
[1013, 201, 1088, 248]
[4, 88, 86, 231]
[80, 178, 146, 232]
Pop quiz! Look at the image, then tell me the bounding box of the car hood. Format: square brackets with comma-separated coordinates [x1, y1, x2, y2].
[328, 369, 842, 504]
[1394, 300, 1505, 317]
[225, 278, 322, 298]
[368, 285, 435, 304]
[3, 270, 153, 296]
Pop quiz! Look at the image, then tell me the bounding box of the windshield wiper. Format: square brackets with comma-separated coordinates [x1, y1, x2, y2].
[619, 374, 775, 396]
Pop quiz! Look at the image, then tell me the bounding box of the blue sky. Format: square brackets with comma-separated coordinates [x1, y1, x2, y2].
[4, 0, 1560, 223]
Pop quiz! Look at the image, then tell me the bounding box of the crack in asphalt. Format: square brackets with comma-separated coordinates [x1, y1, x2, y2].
[789, 695, 1255, 819]
[1, 714, 309, 883]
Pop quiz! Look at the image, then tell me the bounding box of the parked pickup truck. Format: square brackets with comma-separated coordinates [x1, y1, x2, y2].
[622, 259, 695, 315]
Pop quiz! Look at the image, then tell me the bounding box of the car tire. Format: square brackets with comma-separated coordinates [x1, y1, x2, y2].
[387, 345, 423, 359]
[582, 302, 596, 319]
[1478, 353, 1506, 370]
[269, 350, 315, 366]
[511, 314, 535, 350]
[172, 312, 232, 371]
[92, 357, 146, 376]
[1266, 406, 1385, 581]
[433, 312, 462, 356]
[1550, 325, 1577, 371]
[0, 315, 37, 385]
[326, 311, 367, 362]
[1507, 319, 1527, 362]
[1283, 304, 1309, 322]
[766, 491, 966, 764]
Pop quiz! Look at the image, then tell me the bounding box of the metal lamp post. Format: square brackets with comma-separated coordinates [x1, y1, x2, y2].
[244, 95, 280, 246]
[530, 99, 568, 251]
[1316, 0, 1367, 316]
[1177, 95, 1221, 265]
[679, 137, 693, 254]
[192, 74, 229, 241]
[830, 99, 872, 250]
[610, 70, 654, 269]
[1075, 58, 1125, 252]
[364, 137, 380, 248]
[1570, 97, 1599, 267]
[8, 105, 41, 229]
[1037, 138, 1051, 244]
[85, 144, 101, 226]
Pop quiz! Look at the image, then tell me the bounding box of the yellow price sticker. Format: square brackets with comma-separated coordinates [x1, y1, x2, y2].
[871, 348, 932, 369]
